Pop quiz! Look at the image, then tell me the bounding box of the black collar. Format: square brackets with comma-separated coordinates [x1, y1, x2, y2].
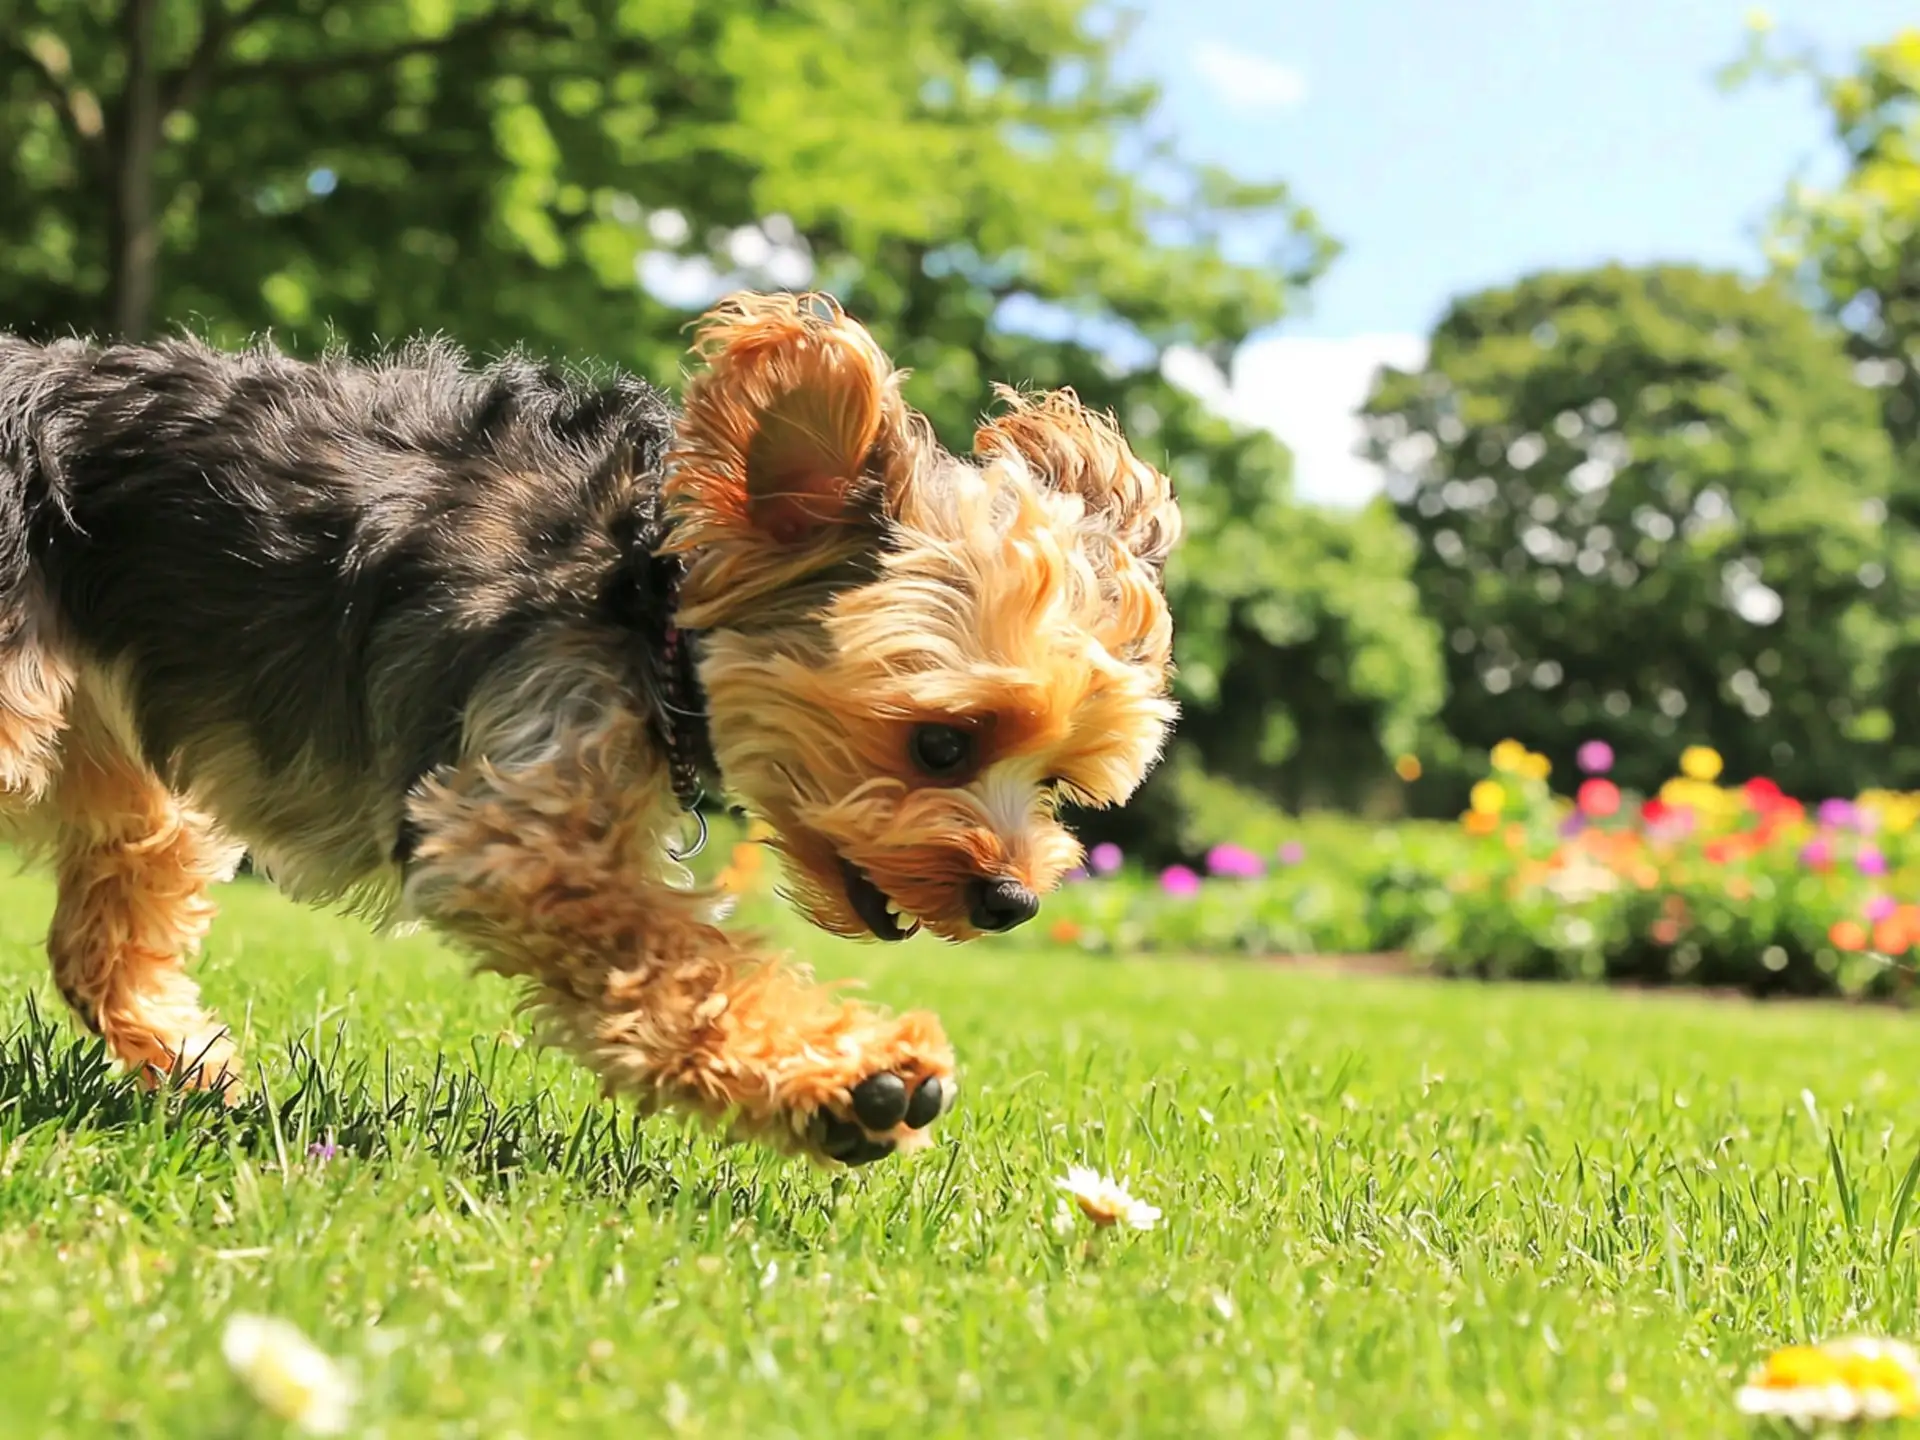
[651, 556, 718, 856]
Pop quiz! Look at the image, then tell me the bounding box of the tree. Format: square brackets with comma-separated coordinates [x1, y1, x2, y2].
[1739, 26, 1920, 490]
[1365, 264, 1899, 805]
[1736, 26, 1920, 785]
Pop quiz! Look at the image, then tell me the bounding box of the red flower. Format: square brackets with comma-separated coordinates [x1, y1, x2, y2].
[1578, 778, 1621, 819]
[1640, 798, 1669, 826]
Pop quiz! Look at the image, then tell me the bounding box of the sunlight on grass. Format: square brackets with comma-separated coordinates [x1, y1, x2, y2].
[4, 867, 1920, 1435]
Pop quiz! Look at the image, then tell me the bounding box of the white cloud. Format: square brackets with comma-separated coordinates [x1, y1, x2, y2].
[1164, 334, 1428, 508]
[1190, 41, 1308, 112]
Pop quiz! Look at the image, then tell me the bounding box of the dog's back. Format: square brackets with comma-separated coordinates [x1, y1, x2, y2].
[0, 332, 678, 905]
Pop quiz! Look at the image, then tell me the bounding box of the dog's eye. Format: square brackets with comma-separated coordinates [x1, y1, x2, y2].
[909, 723, 974, 780]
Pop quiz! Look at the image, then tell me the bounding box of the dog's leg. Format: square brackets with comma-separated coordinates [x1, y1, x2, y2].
[0, 621, 73, 804]
[46, 691, 246, 1092]
[404, 708, 956, 1165]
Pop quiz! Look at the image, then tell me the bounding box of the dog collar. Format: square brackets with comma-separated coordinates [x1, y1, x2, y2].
[654, 556, 717, 858]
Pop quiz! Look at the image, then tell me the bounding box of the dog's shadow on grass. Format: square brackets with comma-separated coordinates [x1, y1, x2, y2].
[0, 996, 844, 1246]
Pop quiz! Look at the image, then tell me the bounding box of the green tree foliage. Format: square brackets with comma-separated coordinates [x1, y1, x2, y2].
[1, 0, 1443, 838]
[1740, 26, 1920, 785]
[1744, 27, 1920, 486]
[1364, 264, 1898, 805]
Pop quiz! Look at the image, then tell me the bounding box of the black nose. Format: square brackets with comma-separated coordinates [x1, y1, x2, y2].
[967, 877, 1040, 933]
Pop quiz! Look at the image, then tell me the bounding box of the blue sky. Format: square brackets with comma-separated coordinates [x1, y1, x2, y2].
[1122, 0, 1913, 501]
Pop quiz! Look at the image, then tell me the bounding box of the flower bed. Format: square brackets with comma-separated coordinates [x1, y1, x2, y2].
[1039, 740, 1920, 1001]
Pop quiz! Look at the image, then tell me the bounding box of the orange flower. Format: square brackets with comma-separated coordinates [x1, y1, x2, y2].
[1048, 918, 1083, 945]
[1394, 753, 1423, 781]
[1830, 920, 1869, 952]
[1632, 863, 1660, 889]
[1726, 877, 1752, 902]
[1503, 824, 1528, 851]
[1462, 810, 1498, 836]
[1874, 916, 1911, 955]
[1651, 918, 1680, 945]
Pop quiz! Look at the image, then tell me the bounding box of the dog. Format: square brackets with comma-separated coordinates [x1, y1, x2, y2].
[0, 293, 1181, 1166]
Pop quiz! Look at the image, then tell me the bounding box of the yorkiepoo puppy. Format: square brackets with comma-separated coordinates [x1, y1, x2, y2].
[0, 293, 1180, 1165]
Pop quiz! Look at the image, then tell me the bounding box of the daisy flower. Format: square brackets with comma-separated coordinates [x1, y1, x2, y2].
[1054, 1165, 1161, 1231]
[222, 1313, 358, 1435]
[1735, 1337, 1920, 1426]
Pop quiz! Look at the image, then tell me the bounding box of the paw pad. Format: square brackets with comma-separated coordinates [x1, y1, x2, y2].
[817, 1113, 896, 1167]
[819, 1073, 953, 1165]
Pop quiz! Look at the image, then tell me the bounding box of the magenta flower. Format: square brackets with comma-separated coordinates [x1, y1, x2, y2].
[1063, 866, 1089, 883]
[1559, 813, 1586, 838]
[1159, 865, 1201, 898]
[1867, 894, 1898, 922]
[1576, 740, 1614, 775]
[1800, 837, 1833, 869]
[1277, 841, 1306, 866]
[1857, 844, 1888, 877]
[1817, 798, 1858, 830]
[1205, 843, 1265, 879]
[1088, 842, 1123, 876]
[307, 1141, 338, 1163]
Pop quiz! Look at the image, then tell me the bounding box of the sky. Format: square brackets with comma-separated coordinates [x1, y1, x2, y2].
[1125, 0, 1916, 505]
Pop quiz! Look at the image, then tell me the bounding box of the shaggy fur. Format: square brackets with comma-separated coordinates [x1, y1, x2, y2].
[0, 293, 1182, 1165]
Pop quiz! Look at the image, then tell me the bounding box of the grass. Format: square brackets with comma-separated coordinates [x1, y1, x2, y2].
[5, 868, 1920, 1437]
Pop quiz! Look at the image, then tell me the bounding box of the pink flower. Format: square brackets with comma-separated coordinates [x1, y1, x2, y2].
[1800, 837, 1833, 870]
[1088, 842, 1124, 876]
[1205, 843, 1265, 879]
[1867, 894, 1898, 922]
[1576, 739, 1614, 775]
[1277, 841, 1306, 866]
[1159, 865, 1201, 898]
[1858, 844, 1888, 878]
[1818, 798, 1859, 830]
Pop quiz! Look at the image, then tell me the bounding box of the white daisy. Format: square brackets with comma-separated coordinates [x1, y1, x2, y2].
[1054, 1165, 1161, 1231]
[221, 1313, 357, 1435]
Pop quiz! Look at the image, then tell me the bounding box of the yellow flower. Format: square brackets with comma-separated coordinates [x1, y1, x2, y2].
[222, 1314, 356, 1435]
[1490, 739, 1527, 774]
[1877, 795, 1920, 836]
[1054, 1166, 1161, 1231]
[1517, 751, 1551, 782]
[1679, 745, 1723, 782]
[1469, 780, 1505, 816]
[1736, 1337, 1920, 1424]
[1394, 754, 1422, 782]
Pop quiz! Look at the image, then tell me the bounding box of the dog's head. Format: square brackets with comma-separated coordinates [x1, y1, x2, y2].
[662, 293, 1180, 942]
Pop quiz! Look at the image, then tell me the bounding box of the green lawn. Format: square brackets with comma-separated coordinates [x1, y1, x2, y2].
[3, 867, 1920, 1437]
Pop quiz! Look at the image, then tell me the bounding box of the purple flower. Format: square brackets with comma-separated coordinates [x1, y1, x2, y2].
[1857, 843, 1888, 877]
[1817, 798, 1858, 831]
[1559, 813, 1586, 838]
[1063, 866, 1089, 884]
[1159, 865, 1201, 898]
[1205, 843, 1265, 879]
[1867, 894, 1898, 922]
[1576, 740, 1614, 775]
[1800, 837, 1833, 869]
[307, 1141, 338, 1163]
[1277, 841, 1306, 866]
[1088, 842, 1124, 876]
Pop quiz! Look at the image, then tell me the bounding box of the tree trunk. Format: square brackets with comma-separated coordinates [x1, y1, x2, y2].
[110, 0, 163, 339]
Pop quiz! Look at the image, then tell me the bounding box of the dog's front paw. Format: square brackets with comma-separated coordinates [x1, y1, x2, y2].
[810, 1069, 957, 1167]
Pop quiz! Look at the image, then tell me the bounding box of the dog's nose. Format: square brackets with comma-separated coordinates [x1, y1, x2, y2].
[967, 877, 1040, 933]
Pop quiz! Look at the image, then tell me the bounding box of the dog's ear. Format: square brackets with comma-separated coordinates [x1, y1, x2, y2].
[973, 386, 1183, 574]
[665, 294, 912, 618]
